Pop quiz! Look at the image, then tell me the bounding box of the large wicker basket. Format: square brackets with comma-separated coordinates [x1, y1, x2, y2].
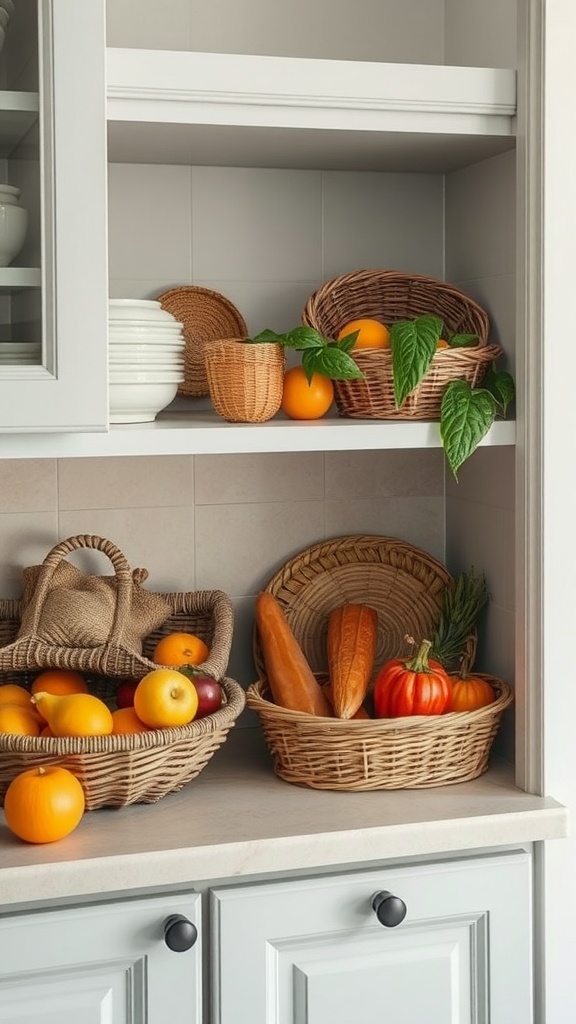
[248, 534, 513, 790]
[0, 536, 246, 808]
[302, 269, 502, 420]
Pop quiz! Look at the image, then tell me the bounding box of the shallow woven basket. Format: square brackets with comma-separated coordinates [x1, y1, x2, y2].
[248, 534, 512, 790]
[302, 269, 502, 420]
[205, 339, 285, 423]
[157, 285, 248, 397]
[245, 677, 513, 790]
[0, 677, 246, 809]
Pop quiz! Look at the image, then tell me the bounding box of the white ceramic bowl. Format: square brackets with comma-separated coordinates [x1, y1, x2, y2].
[109, 369, 184, 384]
[108, 319, 184, 332]
[0, 202, 27, 266]
[108, 299, 178, 324]
[109, 355, 184, 368]
[109, 379, 180, 424]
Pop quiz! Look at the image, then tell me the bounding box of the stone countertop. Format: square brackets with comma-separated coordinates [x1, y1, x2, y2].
[0, 727, 567, 908]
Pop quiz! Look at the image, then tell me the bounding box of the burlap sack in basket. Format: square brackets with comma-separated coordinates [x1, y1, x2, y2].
[0, 535, 176, 679]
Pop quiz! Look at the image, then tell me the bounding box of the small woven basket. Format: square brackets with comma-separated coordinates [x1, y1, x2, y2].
[157, 285, 248, 398]
[205, 339, 285, 423]
[248, 534, 511, 789]
[246, 677, 513, 790]
[302, 269, 502, 420]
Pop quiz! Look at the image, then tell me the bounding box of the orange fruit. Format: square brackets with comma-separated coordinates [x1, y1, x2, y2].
[280, 366, 334, 420]
[436, 339, 450, 349]
[111, 706, 151, 735]
[152, 631, 210, 668]
[31, 691, 114, 737]
[31, 669, 88, 697]
[337, 318, 390, 350]
[0, 703, 41, 736]
[0, 683, 34, 709]
[4, 765, 85, 844]
[133, 669, 198, 728]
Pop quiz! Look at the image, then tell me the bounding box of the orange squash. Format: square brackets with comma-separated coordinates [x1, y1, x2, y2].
[449, 673, 495, 712]
[3, 765, 85, 844]
[327, 603, 378, 718]
[31, 691, 114, 736]
[255, 591, 331, 716]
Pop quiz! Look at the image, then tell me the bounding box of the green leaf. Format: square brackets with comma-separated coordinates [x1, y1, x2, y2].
[336, 331, 360, 354]
[303, 346, 364, 381]
[440, 381, 496, 478]
[249, 326, 325, 350]
[483, 368, 515, 414]
[390, 314, 442, 407]
[248, 328, 283, 343]
[448, 333, 479, 348]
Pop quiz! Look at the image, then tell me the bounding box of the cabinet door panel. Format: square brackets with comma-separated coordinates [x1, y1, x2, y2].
[0, 892, 201, 1024]
[212, 851, 531, 1024]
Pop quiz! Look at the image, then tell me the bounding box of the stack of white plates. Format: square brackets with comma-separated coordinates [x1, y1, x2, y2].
[108, 299, 185, 423]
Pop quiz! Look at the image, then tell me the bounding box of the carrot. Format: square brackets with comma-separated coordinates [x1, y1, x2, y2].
[254, 592, 331, 716]
[327, 603, 378, 718]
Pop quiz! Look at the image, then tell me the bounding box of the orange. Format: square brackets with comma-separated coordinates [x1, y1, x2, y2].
[4, 766, 85, 844]
[337, 318, 390, 350]
[133, 669, 198, 728]
[31, 691, 114, 737]
[111, 706, 151, 735]
[280, 366, 334, 420]
[152, 631, 210, 668]
[0, 703, 41, 736]
[31, 669, 88, 697]
[0, 684, 34, 709]
[436, 339, 450, 349]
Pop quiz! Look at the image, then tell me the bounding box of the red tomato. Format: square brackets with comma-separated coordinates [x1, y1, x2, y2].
[374, 640, 451, 717]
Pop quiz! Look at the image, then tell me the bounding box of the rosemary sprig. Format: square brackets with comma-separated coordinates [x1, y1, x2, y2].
[430, 568, 489, 670]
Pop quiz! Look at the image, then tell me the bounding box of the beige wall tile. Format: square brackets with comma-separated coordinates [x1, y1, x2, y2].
[445, 497, 511, 611]
[325, 497, 445, 562]
[106, 0, 192, 49]
[58, 456, 194, 510]
[325, 449, 444, 499]
[57, 508, 195, 592]
[0, 512, 59, 596]
[228, 595, 258, 689]
[194, 501, 326, 596]
[446, 446, 515, 510]
[0, 459, 57, 512]
[195, 452, 324, 505]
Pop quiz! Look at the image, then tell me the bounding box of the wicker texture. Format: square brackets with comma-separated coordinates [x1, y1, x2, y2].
[302, 269, 502, 419]
[246, 677, 513, 790]
[0, 678, 245, 809]
[156, 286, 248, 397]
[205, 339, 285, 422]
[249, 534, 510, 790]
[0, 535, 234, 682]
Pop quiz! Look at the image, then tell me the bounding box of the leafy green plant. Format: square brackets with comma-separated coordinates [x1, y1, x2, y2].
[390, 315, 515, 478]
[247, 327, 364, 382]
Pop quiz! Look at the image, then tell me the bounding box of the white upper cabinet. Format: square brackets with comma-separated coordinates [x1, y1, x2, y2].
[0, 0, 108, 433]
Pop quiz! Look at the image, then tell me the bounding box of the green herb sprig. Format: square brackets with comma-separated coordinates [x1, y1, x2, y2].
[429, 568, 490, 670]
[248, 327, 364, 383]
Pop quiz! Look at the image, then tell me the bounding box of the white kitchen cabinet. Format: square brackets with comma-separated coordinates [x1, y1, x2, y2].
[0, 890, 202, 1024]
[211, 850, 532, 1024]
[0, 0, 108, 432]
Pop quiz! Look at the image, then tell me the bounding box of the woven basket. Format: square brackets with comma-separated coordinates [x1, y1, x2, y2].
[302, 269, 502, 420]
[0, 677, 246, 809]
[156, 286, 248, 398]
[205, 339, 286, 422]
[246, 676, 513, 790]
[0, 535, 234, 682]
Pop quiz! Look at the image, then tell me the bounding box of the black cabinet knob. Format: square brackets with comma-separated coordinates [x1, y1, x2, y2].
[372, 890, 407, 927]
[163, 913, 198, 952]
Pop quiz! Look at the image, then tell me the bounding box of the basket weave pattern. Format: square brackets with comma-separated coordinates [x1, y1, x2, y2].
[157, 285, 248, 397]
[302, 269, 502, 419]
[205, 339, 285, 423]
[249, 534, 510, 790]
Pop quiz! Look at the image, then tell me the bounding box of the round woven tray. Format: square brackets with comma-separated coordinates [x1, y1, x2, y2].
[302, 269, 502, 419]
[246, 677, 513, 790]
[156, 286, 248, 397]
[253, 534, 471, 682]
[0, 677, 246, 810]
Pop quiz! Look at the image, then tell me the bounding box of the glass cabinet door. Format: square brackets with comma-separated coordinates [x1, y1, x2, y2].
[0, 0, 107, 432]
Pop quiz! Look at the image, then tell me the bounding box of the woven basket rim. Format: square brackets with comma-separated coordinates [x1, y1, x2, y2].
[0, 677, 245, 755]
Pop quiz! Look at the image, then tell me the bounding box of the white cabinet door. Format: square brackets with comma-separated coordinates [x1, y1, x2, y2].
[0, 891, 202, 1024]
[0, 0, 108, 432]
[212, 850, 532, 1024]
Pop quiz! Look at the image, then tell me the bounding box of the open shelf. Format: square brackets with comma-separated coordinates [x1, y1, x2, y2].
[0, 91, 39, 155]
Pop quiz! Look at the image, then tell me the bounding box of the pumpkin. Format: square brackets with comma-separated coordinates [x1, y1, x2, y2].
[373, 637, 452, 717]
[3, 765, 85, 844]
[449, 673, 495, 712]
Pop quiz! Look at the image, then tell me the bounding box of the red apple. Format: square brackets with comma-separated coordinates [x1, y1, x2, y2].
[116, 679, 139, 709]
[189, 674, 223, 718]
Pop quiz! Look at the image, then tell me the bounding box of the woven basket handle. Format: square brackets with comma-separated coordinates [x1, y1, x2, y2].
[24, 534, 135, 644]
